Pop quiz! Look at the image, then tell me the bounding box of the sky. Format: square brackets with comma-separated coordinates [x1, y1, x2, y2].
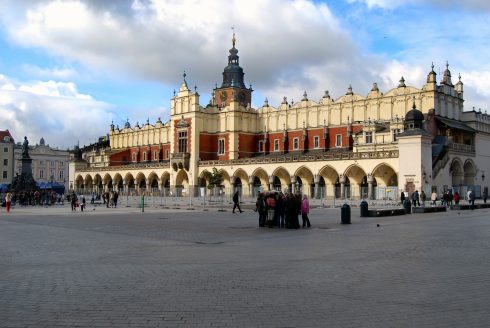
[1, 0, 490, 149]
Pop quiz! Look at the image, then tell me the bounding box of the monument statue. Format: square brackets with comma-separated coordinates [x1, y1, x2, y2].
[22, 136, 30, 158]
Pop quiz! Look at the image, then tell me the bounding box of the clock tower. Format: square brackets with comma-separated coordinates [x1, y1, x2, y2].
[214, 33, 253, 108]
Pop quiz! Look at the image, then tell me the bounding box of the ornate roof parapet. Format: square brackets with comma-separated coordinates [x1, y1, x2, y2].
[441, 62, 453, 86]
[302, 91, 308, 102]
[346, 84, 353, 95]
[427, 62, 437, 83]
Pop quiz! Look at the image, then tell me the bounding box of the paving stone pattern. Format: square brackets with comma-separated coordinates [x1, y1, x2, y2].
[1, 205, 490, 327]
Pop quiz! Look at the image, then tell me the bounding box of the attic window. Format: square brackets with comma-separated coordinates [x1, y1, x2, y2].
[3, 136, 10, 142]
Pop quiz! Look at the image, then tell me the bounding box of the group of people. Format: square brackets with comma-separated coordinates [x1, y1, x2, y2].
[254, 191, 311, 229]
[400, 190, 427, 207]
[95, 191, 119, 208]
[401, 188, 487, 209]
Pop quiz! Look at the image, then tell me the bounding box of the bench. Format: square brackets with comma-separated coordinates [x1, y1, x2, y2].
[367, 208, 406, 217]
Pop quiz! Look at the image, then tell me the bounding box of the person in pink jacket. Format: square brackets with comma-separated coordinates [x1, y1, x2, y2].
[301, 194, 311, 228]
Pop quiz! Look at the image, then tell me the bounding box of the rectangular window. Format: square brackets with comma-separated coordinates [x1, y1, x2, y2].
[154, 151, 158, 160]
[3, 159, 7, 166]
[392, 129, 401, 142]
[60, 161, 64, 166]
[59, 170, 64, 179]
[165, 149, 169, 159]
[40, 169, 44, 179]
[258, 140, 264, 153]
[218, 139, 225, 155]
[365, 131, 373, 144]
[178, 130, 188, 153]
[336, 134, 342, 148]
[132, 153, 137, 162]
[2, 171, 7, 179]
[293, 138, 299, 150]
[40, 160, 44, 166]
[314, 136, 320, 149]
[143, 152, 147, 161]
[274, 139, 279, 152]
[3, 147, 7, 153]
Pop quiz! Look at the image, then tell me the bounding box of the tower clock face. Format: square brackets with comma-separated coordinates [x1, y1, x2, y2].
[220, 91, 227, 101]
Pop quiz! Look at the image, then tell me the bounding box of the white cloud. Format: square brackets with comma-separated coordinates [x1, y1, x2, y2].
[0, 0, 489, 139]
[0, 75, 112, 148]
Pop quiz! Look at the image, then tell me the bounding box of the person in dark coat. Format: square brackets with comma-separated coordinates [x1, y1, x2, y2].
[400, 191, 405, 205]
[232, 190, 243, 213]
[255, 193, 266, 227]
[276, 193, 285, 228]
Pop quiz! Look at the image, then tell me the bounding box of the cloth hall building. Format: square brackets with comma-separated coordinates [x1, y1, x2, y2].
[70, 37, 490, 201]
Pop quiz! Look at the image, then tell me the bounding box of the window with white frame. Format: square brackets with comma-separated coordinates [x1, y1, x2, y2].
[3, 171, 7, 179]
[274, 139, 279, 152]
[365, 131, 373, 144]
[336, 134, 342, 148]
[258, 140, 264, 153]
[218, 139, 225, 155]
[3, 147, 8, 153]
[293, 138, 299, 150]
[314, 136, 320, 149]
[40, 169, 44, 179]
[3, 159, 7, 166]
[392, 128, 401, 142]
[59, 170, 64, 179]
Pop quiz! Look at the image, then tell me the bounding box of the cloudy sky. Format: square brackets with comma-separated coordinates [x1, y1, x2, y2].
[1, 0, 489, 149]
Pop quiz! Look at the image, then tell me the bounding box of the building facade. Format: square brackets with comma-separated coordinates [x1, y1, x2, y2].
[70, 37, 490, 200]
[15, 137, 70, 192]
[0, 130, 15, 187]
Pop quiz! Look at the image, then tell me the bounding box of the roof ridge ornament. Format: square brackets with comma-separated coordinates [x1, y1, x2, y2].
[398, 76, 406, 88]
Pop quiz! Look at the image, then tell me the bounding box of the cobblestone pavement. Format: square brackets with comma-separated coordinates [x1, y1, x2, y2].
[1, 204, 490, 327]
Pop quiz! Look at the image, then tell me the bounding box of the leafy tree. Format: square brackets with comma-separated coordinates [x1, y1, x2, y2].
[207, 167, 223, 190]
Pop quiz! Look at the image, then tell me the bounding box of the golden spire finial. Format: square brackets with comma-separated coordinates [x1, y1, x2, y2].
[231, 26, 236, 47]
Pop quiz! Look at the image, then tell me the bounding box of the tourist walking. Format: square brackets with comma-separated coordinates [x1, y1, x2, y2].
[5, 192, 12, 213]
[453, 191, 460, 205]
[232, 190, 243, 213]
[411, 190, 420, 207]
[431, 191, 437, 206]
[483, 190, 488, 204]
[469, 189, 476, 210]
[301, 195, 311, 228]
[420, 190, 427, 207]
[80, 195, 86, 212]
[400, 191, 405, 205]
[70, 192, 78, 211]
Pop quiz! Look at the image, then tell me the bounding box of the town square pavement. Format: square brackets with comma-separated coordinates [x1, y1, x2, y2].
[1, 203, 490, 327]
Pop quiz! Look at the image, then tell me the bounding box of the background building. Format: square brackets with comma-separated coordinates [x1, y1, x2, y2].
[71, 37, 490, 201]
[0, 130, 15, 190]
[14, 137, 70, 193]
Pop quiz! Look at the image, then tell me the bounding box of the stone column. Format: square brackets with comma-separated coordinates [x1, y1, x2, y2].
[290, 176, 296, 194]
[248, 176, 254, 197]
[268, 175, 274, 191]
[367, 174, 373, 200]
[314, 174, 321, 199]
[340, 175, 345, 199]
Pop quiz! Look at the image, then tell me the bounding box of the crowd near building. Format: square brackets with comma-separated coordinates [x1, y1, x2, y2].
[2, 35, 481, 203]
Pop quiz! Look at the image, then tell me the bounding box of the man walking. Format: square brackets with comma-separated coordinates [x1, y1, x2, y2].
[232, 190, 243, 213]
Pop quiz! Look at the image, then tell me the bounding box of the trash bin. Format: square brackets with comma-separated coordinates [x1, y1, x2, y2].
[360, 200, 369, 217]
[403, 199, 412, 214]
[341, 203, 351, 224]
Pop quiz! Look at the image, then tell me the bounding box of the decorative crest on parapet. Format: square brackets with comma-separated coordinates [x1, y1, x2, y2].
[398, 76, 406, 88]
[176, 115, 190, 128]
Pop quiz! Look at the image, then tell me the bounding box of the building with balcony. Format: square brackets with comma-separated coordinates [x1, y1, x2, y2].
[70, 36, 490, 200]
